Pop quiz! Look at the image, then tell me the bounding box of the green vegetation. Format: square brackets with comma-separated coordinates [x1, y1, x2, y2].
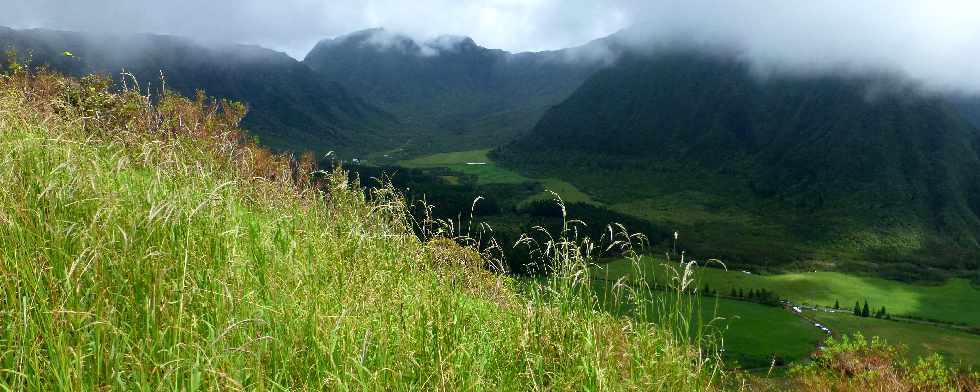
[393, 142, 980, 372]
[591, 260, 824, 369]
[787, 334, 979, 391]
[0, 66, 731, 390]
[598, 257, 980, 369]
[0, 27, 399, 156]
[601, 257, 980, 327]
[400, 149, 529, 184]
[304, 28, 602, 154]
[4, 30, 978, 390]
[703, 269, 979, 327]
[704, 299, 823, 369]
[598, 291, 825, 369]
[806, 312, 980, 368]
[399, 149, 594, 205]
[342, 161, 666, 275]
[522, 178, 596, 207]
[496, 48, 980, 278]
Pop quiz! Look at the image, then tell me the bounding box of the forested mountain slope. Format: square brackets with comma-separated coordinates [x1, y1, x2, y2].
[497, 48, 980, 276]
[0, 26, 397, 154]
[304, 28, 612, 152]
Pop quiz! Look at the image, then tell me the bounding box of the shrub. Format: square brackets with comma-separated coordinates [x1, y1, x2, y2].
[788, 334, 980, 391]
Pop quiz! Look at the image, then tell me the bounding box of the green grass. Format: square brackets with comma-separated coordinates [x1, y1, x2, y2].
[400, 149, 529, 185]
[806, 311, 980, 368]
[0, 70, 724, 390]
[705, 298, 825, 369]
[519, 178, 596, 206]
[598, 257, 980, 370]
[695, 271, 980, 328]
[399, 149, 595, 205]
[591, 263, 824, 369]
[610, 190, 758, 227]
[601, 258, 980, 327]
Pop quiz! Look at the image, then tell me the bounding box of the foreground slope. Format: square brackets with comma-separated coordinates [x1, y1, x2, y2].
[0, 26, 397, 154]
[0, 66, 724, 390]
[497, 48, 980, 276]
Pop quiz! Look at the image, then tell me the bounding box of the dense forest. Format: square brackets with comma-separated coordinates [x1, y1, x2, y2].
[496, 48, 980, 278]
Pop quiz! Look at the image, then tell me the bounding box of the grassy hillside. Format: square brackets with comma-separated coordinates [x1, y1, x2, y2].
[0, 63, 735, 390]
[496, 48, 980, 277]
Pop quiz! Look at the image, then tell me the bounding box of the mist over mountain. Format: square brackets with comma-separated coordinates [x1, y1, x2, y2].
[0, 26, 397, 154]
[949, 96, 980, 131]
[497, 47, 980, 273]
[303, 28, 615, 152]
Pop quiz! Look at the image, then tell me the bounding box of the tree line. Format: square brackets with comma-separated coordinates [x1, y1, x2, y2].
[832, 299, 889, 319]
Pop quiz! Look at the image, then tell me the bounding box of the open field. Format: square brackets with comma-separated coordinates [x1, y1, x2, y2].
[807, 311, 980, 368]
[600, 258, 980, 327]
[699, 298, 825, 368]
[594, 290, 825, 369]
[588, 273, 825, 369]
[597, 257, 980, 368]
[399, 149, 531, 184]
[399, 149, 595, 204]
[519, 177, 596, 206]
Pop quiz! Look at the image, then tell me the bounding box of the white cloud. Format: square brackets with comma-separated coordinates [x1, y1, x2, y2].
[3, 0, 980, 91]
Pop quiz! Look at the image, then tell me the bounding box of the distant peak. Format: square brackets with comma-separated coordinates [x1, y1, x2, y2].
[312, 28, 490, 58]
[317, 28, 419, 53]
[335, 27, 387, 41]
[424, 35, 482, 53]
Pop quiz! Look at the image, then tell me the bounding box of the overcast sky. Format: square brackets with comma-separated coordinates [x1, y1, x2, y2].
[4, 0, 980, 92]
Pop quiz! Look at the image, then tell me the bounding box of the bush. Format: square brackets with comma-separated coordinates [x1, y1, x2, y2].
[788, 334, 979, 391]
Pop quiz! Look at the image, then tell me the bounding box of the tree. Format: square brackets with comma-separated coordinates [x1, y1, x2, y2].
[834, 300, 840, 310]
[730, 288, 737, 298]
[876, 306, 887, 319]
[862, 300, 870, 318]
[738, 288, 744, 298]
[854, 302, 861, 316]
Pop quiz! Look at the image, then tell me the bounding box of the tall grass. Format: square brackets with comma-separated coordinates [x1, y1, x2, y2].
[0, 63, 727, 390]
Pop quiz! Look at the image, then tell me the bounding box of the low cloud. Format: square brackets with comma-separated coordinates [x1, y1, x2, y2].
[3, 0, 979, 92]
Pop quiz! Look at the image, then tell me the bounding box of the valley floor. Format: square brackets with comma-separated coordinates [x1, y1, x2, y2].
[394, 148, 980, 373]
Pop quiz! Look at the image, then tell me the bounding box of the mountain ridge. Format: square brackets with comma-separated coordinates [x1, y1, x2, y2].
[0, 26, 398, 154]
[303, 28, 616, 153]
